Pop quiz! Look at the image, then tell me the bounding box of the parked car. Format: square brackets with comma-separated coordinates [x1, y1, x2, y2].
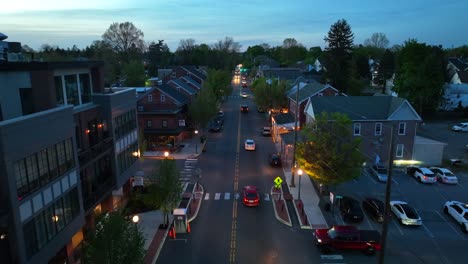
[452, 122, 468, 132]
[430, 167, 458, 184]
[240, 104, 249, 113]
[369, 164, 388, 182]
[362, 197, 388, 224]
[244, 139, 256, 151]
[208, 122, 222, 133]
[406, 166, 437, 183]
[313, 225, 381, 255]
[241, 91, 248, 98]
[339, 196, 364, 223]
[390, 201, 422, 226]
[262, 127, 272, 136]
[242, 185, 259, 207]
[269, 153, 282, 167]
[443, 201, 468, 233]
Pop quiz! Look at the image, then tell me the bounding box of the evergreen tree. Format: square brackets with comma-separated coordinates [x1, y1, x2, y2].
[323, 19, 355, 93]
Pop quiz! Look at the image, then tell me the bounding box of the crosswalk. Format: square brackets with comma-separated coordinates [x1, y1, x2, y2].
[180, 158, 201, 182]
[203, 192, 270, 201]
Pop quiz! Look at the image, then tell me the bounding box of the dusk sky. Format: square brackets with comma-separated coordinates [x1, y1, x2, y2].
[1, 0, 466, 52]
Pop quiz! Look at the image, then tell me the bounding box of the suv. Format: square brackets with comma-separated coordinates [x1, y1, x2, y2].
[452, 122, 468, 132]
[339, 196, 364, 223]
[406, 166, 437, 183]
[443, 201, 468, 233]
[369, 164, 388, 182]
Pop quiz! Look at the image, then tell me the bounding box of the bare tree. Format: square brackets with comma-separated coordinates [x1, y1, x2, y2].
[102, 22, 145, 62]
[282, 38, 302, 48]
[364, 32, 389, 49]
[176, 38, 197, 52]
[211, 37, 241, 53]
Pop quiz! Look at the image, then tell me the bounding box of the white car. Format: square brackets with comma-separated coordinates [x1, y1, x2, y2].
[452, 122, 468, 132]
[241, 92, 248, 98]
[443, 201, 468, 233]
[430, 167, 458, 184]
[406, 166, 437, 184]
[244, 139, 256, 151]
[390, 201, 422, 226]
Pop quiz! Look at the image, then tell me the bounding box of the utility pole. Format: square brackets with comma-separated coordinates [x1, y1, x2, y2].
[378, 125, 395, 264]
[290, 84, 300, 187]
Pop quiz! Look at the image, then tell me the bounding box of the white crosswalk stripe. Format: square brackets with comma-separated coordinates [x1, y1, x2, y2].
[201, 192, 271, 202]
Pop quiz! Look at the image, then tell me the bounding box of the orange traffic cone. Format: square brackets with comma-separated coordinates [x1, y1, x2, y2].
[187, 222, 191, 233]
[172, 226, 176, 239]
[168, 228, 173, 238]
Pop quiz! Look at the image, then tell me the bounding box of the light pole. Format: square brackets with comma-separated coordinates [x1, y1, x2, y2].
[194, 130, 199, 154]
[290, 83, 300, 187]
[132, 215, 139, 230]
[298, 168, 303, 200]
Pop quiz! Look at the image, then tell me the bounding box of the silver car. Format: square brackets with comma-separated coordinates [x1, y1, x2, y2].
[430, 167, 458, 184]
[369, 164, 388, 182]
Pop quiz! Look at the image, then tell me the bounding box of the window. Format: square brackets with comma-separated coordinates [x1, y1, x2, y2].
[353, 123, 361, 136]
[47, 145, 59, 179]
[56, 142, 67, 174]
[396, 144, 404, 157]
[79, 73, 92, 104]
[138, 105, 144, 112]
[147, 120, 152, 128]
[375, 123, 382, 136]
[64, 75, 78, 105]
[54, 76, 65, 106]
[160, 95, 166, 102]
[25, 155, 40, 192]
[317, 93, 323, 96]
[23, 220, 38, 259]
[398, 122, 406, 135]
[171, 72, 176, 78]
[148, 94, 153, 102]
[334, 93, 339, 96]
[37, 149, 49, 185]
[15, 160, 29, 199]
[162, 120, 168, 128]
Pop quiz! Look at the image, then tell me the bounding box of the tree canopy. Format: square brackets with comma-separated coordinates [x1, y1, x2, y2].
[189, 85, 218, 131]
[364, 32, 390, 49]
[82, 211, 145, 264]
[102, 22, 145, 63]
[252, 77, 289, 111]
[296, 112, 365, 185]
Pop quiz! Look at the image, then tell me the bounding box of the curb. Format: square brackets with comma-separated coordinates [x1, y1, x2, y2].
[270, 186, 292, 226]
[188, 183, 204, 222]
[292, 200, 313, 229]
[188, 141, 207, 159]
[151, 226, 170, 264]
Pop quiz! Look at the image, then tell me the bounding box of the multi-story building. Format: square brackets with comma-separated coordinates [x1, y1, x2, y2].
[0, 39, 138, 263]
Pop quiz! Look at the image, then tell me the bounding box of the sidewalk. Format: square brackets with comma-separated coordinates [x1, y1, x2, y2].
[272, 141, 329, 229]
[133, 140, 206, 264]
[143, 139, 206, 159]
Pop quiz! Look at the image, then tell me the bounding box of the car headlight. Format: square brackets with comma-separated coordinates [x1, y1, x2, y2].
[317, 238, 322, 243]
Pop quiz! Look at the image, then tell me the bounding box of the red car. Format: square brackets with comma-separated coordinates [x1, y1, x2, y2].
[242, 186, 259, 207]
[314, 225, 381, 255]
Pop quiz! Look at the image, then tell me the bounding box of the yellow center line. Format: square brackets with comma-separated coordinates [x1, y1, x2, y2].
[229, 99, 242, 263]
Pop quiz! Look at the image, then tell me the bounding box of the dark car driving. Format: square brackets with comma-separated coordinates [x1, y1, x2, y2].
[362, 197, 388, 223]
[269, 153, 282, 167]
[339, 196, 364, 223]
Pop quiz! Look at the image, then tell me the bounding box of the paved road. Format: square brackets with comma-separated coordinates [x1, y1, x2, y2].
[157, 78, 319, 263]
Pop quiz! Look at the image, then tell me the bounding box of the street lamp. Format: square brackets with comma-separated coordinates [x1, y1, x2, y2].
[132, 215, 139, 229]
[164, 151, 169, 158]
[298, 169, 303, 200]
[194, 130, 199, 154]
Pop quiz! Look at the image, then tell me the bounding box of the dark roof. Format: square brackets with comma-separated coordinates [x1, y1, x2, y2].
[457, 71, 468, 83]
[288, 82, 338, 103]
[170, 79, 198, 94]
[0, 60, 103, 71]
[309, 96, 409, 120]
[181, 76, 201, 89]
[273, 112, 295, 125]
[448, 58, 468, 71]
[182, 65, 206, 81]
[279, 132, 295, 145]
[157, 84, 188, 104]
[263, 68, 302, 81]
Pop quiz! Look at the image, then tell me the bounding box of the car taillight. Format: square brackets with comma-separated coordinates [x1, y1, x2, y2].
[243, 198, 248, 202]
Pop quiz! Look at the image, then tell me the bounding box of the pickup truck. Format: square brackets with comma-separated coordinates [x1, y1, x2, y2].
[313, 225, 381, 255]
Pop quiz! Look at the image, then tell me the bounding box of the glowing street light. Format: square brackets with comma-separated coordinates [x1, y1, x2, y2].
[298, 169, 303, 200]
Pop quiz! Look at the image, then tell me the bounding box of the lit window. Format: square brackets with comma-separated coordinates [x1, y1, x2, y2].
[353, 123, 361, 136]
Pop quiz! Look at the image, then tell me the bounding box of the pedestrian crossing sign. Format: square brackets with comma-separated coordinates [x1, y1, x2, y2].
[274, 177, 283, 188]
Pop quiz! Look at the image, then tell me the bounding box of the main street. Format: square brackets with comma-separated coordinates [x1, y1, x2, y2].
[157, 77, 317, 263]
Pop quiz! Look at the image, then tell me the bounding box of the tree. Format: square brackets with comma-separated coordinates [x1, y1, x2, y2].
[122, 61, 146, 87]
[296, 112, 365, 185]
[203, 69, 232, 100]
[252, 78, 289, 111]
[176, 38, 197, 65]
[211, 37, 242, 70]
[393, 39, 445, 116]
[158, 159, 183, 226]
[102, 22, 145, 63]
[82, 211, 145, 264]
[377, 49, 396, 92]
[146, 40, 172, 76]
[364, 33, 390, 49]
[280, 38, 307, 65]
[323, 19, 355, 93]
[189, 86, 218, 131]
[305, 46, 323, 64]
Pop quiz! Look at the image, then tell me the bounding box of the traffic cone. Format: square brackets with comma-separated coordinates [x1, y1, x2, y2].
[168, 228, 173, 238]
[172, 226, 176, 239]
[187, 222, 191, 233]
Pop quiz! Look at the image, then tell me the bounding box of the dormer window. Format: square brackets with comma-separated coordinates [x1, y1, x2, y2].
[148, 94, 153, 102]
[171, 72, 176, 79]
[160, 95, 166, 102]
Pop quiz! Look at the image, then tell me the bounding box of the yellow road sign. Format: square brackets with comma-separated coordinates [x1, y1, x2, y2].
[274, 177, 283, 188]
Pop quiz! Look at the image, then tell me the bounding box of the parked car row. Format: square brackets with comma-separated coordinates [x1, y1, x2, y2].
[407, 166, 459, 184]
[337, 196, 468, 232]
